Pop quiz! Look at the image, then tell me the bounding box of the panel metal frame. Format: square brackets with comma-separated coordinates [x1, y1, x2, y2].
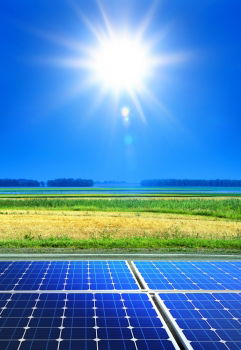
[125, 260, 142, 290]
[154, 293, 193, 350]
[146, 292, 180, 350]
[129, 261, 149, 290]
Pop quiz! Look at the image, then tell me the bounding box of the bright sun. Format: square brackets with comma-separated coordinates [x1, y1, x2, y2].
[41, 1, 188, 121]
[91, 34, 151, 92]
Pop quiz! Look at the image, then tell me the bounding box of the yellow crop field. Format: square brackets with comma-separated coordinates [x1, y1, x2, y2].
[0, 209, 240, 240]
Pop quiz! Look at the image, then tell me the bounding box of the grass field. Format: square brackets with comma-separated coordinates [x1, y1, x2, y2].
[0, 198, 240, 219]
[0, 197, 240, 252]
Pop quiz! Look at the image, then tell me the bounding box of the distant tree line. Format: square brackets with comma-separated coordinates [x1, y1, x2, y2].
[47, 178, 94, 187]
[140, 179, 241, 187]
[0, 179, 42, 187]
[0, 178, 94, 187]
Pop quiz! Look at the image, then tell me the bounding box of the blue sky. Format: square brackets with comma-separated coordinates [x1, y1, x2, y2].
[1, 0, 241, 182]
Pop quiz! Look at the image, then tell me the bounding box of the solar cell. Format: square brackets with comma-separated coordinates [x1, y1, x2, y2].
[134, 261, 241, 290]
[0, 292, 179, 350]
[158, 292, 241, 350]
[0, 261, 139, 291]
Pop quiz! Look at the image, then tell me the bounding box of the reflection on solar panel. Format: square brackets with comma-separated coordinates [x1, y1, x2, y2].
[134, 261, 241, 290]
[0, 292, 178, 350]
[0, 261, 139, 290]
[158, 292, 241, 350]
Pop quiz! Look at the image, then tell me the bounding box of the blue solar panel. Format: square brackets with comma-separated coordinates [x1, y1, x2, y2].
[1, 260, 240, 348]
[159, 292, 241, 350]
[0, 261, 139, 290]
[0, 292, 178, 350]
[134, 261, 241, 290]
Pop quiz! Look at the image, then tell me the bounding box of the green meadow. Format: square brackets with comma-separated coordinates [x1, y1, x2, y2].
[0, 198, 241, 220]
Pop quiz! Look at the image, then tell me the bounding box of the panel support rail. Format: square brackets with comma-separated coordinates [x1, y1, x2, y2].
[127, 261, 148, 290]
[152, 293, 193, 350]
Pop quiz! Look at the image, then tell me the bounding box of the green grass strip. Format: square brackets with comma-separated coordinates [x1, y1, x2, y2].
[0, 198, 241, 220]
[0, 236, 240, 250]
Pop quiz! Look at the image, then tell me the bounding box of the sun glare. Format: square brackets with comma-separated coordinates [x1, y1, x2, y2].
[39, 1, 189, 121]
[91, 35, 151, 93]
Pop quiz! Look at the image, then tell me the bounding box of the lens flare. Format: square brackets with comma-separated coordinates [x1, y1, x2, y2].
[121, 106, 130, 118]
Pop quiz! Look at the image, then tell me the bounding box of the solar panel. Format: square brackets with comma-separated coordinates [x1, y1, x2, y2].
[0, 261, 139, 291]
[158, 292, 241, 350]
[0, 260, 240, 349]
[134, 261, 241, 290]
[0, 292, 179, 350]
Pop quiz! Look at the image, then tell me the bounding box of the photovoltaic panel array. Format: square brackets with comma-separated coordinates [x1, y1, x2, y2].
[134, 261, 241, 290]
[158, 292, 241, 350]
[0, 292, 178, 350]
[0, 261, 139, 290]
[0, 260, 241, 349]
